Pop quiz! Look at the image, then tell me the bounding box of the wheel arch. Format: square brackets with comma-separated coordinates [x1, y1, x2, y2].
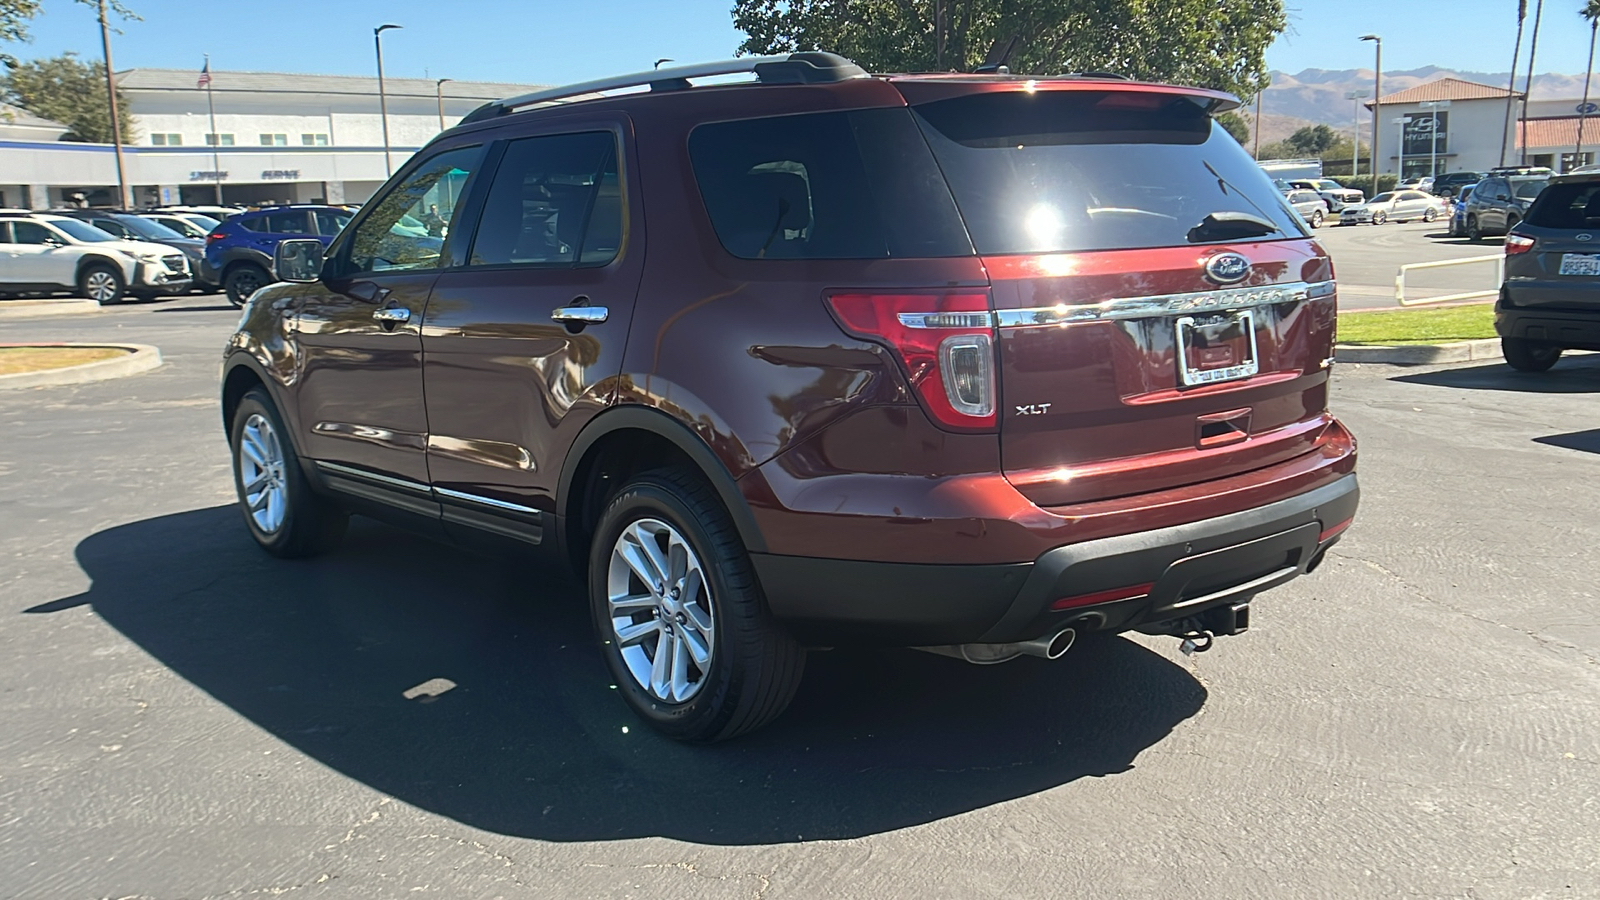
[75, 253, 131, 281]
[558, 405, 767, 574]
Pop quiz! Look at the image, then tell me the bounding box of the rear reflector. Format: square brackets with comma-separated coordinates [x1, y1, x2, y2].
[826, 292, 997, 432]
[1050, 582, 1155, 611]
[1319, 517, 1354, 542]
[1505, 234, 1535, 255]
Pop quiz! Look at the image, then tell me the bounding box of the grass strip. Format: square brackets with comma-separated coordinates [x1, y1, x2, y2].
[1337, 302, 1497, 345]
[0, 346, 127, 376]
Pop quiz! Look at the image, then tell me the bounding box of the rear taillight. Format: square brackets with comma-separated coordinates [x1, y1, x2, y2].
[1505, 234, 1535, 255]
[206, 231, 226, 244]
[826, 292, 996, 432]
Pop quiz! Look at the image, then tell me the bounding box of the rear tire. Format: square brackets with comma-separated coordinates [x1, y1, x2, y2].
[1502, 338, 1562, 373]
[229, 388, 348, 558]
[1309, 209, 1324, 228]
[78, 263, 125, 305]
[225, 263, 270, 308]
[589, 468, 804, 742]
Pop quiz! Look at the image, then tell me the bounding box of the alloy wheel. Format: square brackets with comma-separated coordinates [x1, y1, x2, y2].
[85, 271, 118, 302]
[606, 517, 716, 704]
[237, 413, 289, 534]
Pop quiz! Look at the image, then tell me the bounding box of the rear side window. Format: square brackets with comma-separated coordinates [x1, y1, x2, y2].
[690, 108, 973, 260]
[235, 216, 263, 232]
[1526, 181, 1600, 228]
[467, 131, 620, 268]
[911, 91, 1306, 254]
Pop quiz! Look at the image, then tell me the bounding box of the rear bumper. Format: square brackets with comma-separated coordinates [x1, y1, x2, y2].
[1495, 301, 1600, 351]
[753, 474, 1359, 646]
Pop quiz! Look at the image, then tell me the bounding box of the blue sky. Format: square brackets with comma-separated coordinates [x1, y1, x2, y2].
[7, 0, 1596, 84]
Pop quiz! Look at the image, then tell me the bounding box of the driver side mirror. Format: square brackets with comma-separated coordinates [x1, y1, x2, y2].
[274, 239, 325, 283]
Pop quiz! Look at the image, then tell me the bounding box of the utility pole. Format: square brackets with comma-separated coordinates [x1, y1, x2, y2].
[97, 0, 131, 208]
[1254, 91, 1263, 159]
[1361, 35, 1382, 191]
[202, 56, 222, 204]
[374, 24, 403, 177]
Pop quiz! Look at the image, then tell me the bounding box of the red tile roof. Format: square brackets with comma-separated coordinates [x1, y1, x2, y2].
[1518, 116, 1600, 150]
[1365, 77, 1521, 108]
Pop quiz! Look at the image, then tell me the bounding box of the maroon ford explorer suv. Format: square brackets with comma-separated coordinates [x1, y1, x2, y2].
[223, 53, 1358, 741]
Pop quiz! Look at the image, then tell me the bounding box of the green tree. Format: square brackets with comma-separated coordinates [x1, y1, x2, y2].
[1217, 111, 1251, 145]
[1285, 124, 1339, 156]
[1, 52, 135, 143]
[0, 0, 41, 47]
[732, 0, 1286, 98]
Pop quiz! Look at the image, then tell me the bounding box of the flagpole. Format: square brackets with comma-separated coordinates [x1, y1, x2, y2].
[204, 55, 222, 204]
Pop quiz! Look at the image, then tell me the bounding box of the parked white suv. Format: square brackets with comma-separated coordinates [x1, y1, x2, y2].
[0, 213, 192, 304]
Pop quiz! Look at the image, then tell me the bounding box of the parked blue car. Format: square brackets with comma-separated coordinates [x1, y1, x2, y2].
[1448, 184, 1479, 238]
[204, 205, 352, 306]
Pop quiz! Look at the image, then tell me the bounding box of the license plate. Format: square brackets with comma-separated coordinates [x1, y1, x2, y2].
[1559, 253, 1600, 276]
[1176, 310, 1259, 387]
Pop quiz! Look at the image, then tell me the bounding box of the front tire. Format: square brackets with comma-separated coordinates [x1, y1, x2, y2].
[224, 263, 270, 308]
[78, 263, 125, 305]
[1502, 338, 1562, 372]
[1467, 217, 1483, 242]
[229, 388, 348, 558]
[1423, 207, 1438, 223]
[589, 468, 804, 742]
[1372, 211, 1388, 225]
[1309, 209, 1325, 228]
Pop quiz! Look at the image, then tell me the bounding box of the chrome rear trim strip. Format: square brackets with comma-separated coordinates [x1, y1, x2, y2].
[994, 280, 1331, 328]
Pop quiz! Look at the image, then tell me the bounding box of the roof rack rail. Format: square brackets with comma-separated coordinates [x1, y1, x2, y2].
[460, 52, 868, 125]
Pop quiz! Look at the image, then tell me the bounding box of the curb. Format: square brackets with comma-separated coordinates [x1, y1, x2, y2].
[0, 343, 162, 389]
[0, 299, 102, 319]
[1334, 338, 1502, 365]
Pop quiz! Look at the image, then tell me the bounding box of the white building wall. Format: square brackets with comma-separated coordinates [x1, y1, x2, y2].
[136, 111, 454, 148]
[1373, 98, 1518, 176]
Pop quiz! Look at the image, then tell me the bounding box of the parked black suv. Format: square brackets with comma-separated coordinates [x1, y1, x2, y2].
[1464, 167, 1551, 241]
[1496, 170, 1600, 371]
[223, 53, 1358, 741]
[1430, 171, 1481, 198]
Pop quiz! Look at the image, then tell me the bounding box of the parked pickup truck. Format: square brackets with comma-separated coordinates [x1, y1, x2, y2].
[1287, 179, 1365, 212]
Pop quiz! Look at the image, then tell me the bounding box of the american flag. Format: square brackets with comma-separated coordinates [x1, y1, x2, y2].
[197, 61, 211, 89]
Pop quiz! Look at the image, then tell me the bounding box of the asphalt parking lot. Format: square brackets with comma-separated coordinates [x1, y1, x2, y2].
[2, 297, 1598, 899]
[1315, 219, 1507, 310]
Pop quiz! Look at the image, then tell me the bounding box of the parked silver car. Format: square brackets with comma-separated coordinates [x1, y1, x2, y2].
[1286, 189, 1330, 228]
[1339, 190, 1447, 225]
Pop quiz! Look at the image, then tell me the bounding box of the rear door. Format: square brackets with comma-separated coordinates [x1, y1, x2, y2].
[906, 86, 1337, 508]
[420, 117, 644, 530]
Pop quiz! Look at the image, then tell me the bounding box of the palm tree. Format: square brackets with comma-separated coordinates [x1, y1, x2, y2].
[1501, 0, 1528, 166]
[1578, 1, 1600, 163]
[1519, 0, 1545, 164]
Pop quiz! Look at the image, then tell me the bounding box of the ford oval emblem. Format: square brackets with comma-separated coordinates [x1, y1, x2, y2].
[1204, 253, 1252, 285]
[1578, 233, 1594, 242]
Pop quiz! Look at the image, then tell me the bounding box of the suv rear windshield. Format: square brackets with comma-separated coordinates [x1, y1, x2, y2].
[911, 90, 1305, 254]
[1525, 180, 1600, 228]
[1511, 178, 1549, 201]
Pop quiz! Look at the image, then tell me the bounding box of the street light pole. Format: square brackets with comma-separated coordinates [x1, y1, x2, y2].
[97, 0, 131, 209]
[374, 23, 403, 177]
[1345, 89, 1370, 177]
[1419, 100, 1442, 177]
[1361, 35, 1382, 193]
[1395, 116, 1408, 183]
[435, 78, 453, 131]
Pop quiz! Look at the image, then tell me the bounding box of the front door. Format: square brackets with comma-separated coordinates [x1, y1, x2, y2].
[421, 120, 644, 534]
[292, 144, 486, 493]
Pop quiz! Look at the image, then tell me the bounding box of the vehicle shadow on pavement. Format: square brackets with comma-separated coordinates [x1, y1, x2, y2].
[1534, 429, 1600, 455]
[1390, 355, 1600, 393]
[35, 506, 1207, 845]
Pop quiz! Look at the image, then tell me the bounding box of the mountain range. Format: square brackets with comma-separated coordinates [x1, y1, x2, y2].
[1254, 66, 1594, 142]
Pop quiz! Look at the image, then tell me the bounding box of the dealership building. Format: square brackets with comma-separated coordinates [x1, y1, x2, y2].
[1365, 77, 1600, 178]
[0, 69, 545, 210]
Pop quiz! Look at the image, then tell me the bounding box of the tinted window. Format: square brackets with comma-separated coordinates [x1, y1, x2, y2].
[263, 212, 310, 234]
[235, 216, 263, 233]
[347, 145, 480, 273]
[119, 216, 183, 240]
[468, 132, 621, 267]
[91, 218, 132, 237]
[314, 209, 352, 236]
[912, 91, 1305, 254]
[691, 108, 972, 260]
[1526, 181, 1600, 228]
[11, 221, 56, 244]
[1512, 179, 1548, 201]
[49, 219, 115, 242]
[1372, 193, 1395, 203]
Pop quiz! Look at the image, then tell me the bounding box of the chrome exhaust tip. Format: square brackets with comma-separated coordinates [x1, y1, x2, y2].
[913, 627, 1077, 665]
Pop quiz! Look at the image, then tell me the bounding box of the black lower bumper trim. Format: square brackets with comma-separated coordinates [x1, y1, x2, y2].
[1496, 307, 1600, 351]
[752, 474, 1359, 646]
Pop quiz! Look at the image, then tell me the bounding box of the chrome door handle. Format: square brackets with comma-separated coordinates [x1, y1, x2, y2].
[372, 307, 411, 324]
[551, 305, 608, 324]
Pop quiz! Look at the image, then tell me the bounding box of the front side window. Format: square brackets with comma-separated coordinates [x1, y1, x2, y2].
[92, 218, 132, 237]
[347, 145, 481, 273]
[314, 209, 352, 236]
[467, 132, 623, 268]
[11, 221, 58, 244]
[263, 212, 310, 235]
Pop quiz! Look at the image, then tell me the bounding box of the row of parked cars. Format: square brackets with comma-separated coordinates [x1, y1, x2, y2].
[0, 203, 354, 306]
